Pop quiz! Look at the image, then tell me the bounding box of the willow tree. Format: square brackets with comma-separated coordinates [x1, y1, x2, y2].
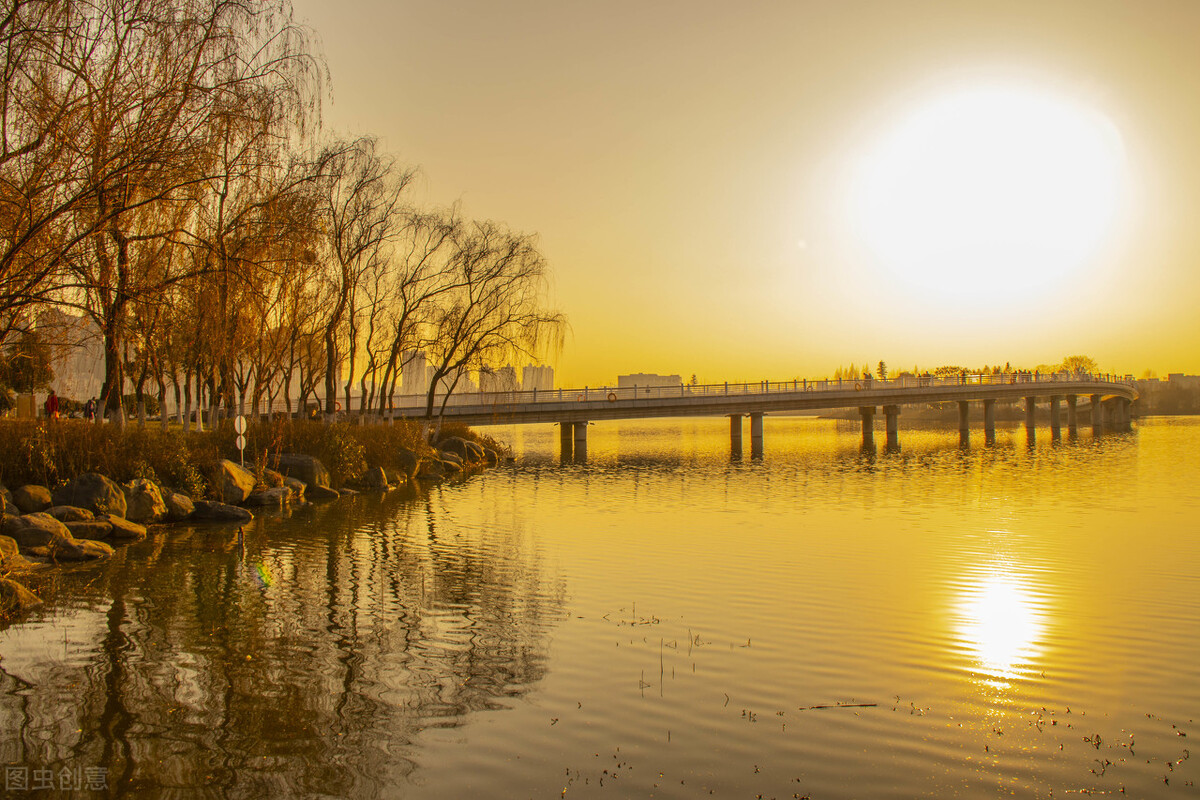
[422, 220, 565, 430]
[313, 137, 412, 417]
[61, 0, 323, 419]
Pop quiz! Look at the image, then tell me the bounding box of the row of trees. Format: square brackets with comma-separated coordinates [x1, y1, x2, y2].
[828, 355, 1102, 382]
[0, 0, 564, 425]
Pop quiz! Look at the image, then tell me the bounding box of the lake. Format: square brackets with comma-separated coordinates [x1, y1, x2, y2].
[1, 416, 1197, 798]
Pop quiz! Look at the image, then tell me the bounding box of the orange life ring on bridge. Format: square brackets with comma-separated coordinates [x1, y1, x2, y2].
[335, 401, 342, 411]
[854, 383, 862, 391]
[607, 392, 617, 402]
[577, 393, 585, 401]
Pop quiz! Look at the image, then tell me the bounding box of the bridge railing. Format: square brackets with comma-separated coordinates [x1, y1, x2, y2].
[383, 372, 1136, 411]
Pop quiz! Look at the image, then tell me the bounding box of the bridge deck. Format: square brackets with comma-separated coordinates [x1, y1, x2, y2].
[389, 375, 1137, 426]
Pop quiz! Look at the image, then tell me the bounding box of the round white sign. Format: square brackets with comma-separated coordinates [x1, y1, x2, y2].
[235, 434, 246, 451]
[233, 415, 247, 435]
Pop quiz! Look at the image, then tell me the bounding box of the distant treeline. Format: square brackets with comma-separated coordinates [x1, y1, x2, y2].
[1134, 382, 1200, 415]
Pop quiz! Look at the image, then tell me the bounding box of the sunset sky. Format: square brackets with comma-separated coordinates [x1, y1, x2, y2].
[288, 0, 1200, 387]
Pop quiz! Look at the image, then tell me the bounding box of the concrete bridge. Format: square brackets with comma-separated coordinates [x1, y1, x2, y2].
[392, 373, 1137, 459]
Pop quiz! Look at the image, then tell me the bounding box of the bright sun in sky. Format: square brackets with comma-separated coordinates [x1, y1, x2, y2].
[847, 84, 1128, 301]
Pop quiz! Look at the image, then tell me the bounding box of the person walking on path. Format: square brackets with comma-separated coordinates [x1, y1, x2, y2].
[44, 389, 60, 420]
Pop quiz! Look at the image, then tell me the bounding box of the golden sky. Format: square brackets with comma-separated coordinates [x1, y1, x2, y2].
[289, 0, 1200, 386]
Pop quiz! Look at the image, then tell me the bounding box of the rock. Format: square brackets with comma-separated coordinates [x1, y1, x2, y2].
[214, 459, 257, 506]
[45, 505, 95, 522]
[245, 487, 289, 507]
[122, 479, 167, 524]
[305, 484, 340, 501]
[2, 513, 73, 550]
[52, 473, 127, 518]
[164, 492, 195, 522]
[338, 487, 358, 496]
[65, 520, 114, 540]
[13, 484, 52, 514]
[394, 448, 422, 480]
[363, 467, 389, 490]
[0, 578, 42, 619]
[438, 436, 472, 461]
[191, 500, 254, 523]
[483, 448, 499, 466]
[417, 459, 447, 480]
[0, 535, 33, 572]
[51, 538, 114, 561]
[274, 454, 331, 488]
[464, 440, 486, 463]
[283, 477, 306, 501]
[97, 514, 147, 541]
[261, 467, 287, 487]
[438, 450, 464, 467]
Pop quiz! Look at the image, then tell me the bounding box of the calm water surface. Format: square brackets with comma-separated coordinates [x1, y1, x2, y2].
[2, 417, 1198, 798]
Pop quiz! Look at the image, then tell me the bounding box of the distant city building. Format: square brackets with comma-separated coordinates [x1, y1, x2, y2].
[35, 309, 104, 404]
[617, 372, 682, 389]
[400, 350, 432, 396]
[479, 365, 519, 393]
[522, 364, 554, 391]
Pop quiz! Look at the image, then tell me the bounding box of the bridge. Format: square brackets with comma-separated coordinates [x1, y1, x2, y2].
[392, 372, 1138, 458]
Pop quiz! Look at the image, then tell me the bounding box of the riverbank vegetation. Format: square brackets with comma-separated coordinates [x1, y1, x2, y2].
[0, 417, 501, 495]
[0, 0, 563, 425]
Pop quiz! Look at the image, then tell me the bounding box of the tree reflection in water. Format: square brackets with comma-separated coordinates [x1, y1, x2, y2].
[0, 487, 563, 798]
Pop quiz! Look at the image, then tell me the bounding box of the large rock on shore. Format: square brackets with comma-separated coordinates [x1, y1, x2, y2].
[363, 467, 389, 490]
[274, 454, 331, 489]
[394, 448, 422, 480]
[52, 473, 127, 518]
[0, 578, 42, 619]
[123, 479, 167, 524]
[215, 460, 257, 505]
[48, 538, 114, 561]
[98, 514, 147, 541]
[46, 506, 95, 522]
[437, 437, 472, 462]
[164, 492, 195, 522]
[2, 512, 73, 550]
[304, 484, 340, 501]
[13, 485, 52, 514]
[283, 477, 306, 502]
[191, 501, 253, 523]
[245, 487, 289, 507]
[66, 520, 114, 541]
[0, 535, 33, 572]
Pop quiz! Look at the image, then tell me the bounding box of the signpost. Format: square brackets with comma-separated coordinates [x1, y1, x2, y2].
[234, 415, 247, 466]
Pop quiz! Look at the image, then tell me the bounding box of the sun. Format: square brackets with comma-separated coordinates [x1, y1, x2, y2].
[846, 83, 1128, 300]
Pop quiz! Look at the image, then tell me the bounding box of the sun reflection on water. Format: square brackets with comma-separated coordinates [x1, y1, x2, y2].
[956, 569, 1045, 681]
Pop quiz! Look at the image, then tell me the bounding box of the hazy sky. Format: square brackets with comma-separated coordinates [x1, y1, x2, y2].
[288, 0, 1200, 386]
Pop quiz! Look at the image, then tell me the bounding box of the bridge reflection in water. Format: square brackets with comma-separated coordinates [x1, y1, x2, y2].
[391, 373, 1138, 460]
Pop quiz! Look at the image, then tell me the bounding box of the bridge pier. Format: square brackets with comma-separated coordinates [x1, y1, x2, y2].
[958, 401, 970, 446]
[1066, 394, 1078, 436]
[859, 406, 875, 450]
[559, 422, 573, 461]
[983, 399, 996, 444]
[730, 414, 743, 458]
[1025, 396, 1036, 430]
[1119, 397, 1133, 430]
[1091, 394, 1103, 432]
[884, 405, 900, 451]
[573, 421, 588, 461]
[749, 412, 764, 459]
[1050, 395, 1062, 439]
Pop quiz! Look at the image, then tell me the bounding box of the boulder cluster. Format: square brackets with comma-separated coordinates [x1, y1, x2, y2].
[0, 436, 502, 623]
